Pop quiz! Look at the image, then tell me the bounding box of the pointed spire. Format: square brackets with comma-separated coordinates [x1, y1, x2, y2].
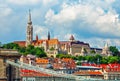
[101, 42, 110, 55]
[26, 9, 33, 47]
[69, 35, 75, 41]
[105, 42, 109, 48]
[36, 34, 38, 41]
[48, 31, 50, 40]
[28, 9, 32, 24]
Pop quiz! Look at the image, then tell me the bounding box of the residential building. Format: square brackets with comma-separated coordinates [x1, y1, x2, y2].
[52, 58, 76, 74]
[74, 66, 103, 79]
[82, 63, 120, 80]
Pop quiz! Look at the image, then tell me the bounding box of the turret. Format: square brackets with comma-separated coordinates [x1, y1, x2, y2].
[69, 35, 75, 42]
[36, 34, 38, 41]
[101, 42, 112, 56]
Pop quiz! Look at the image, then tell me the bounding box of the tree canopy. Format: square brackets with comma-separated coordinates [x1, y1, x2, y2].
[56, 53, 120, 65]
[1, 42, 120, 64]
[2, 43, 47, 58]
[109, 46, 119, 56]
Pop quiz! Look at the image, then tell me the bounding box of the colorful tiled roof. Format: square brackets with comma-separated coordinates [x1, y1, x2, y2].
[14, 41, 26, 47]
[36, 58, 49, 64]
[53, 58, 76, 69]
[82, 63, 120, 72]
[74, 71, 102, 75]
[20, 69, 52, 77]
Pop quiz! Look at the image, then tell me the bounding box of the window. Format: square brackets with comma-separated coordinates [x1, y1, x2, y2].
[3, 58, 6, 63]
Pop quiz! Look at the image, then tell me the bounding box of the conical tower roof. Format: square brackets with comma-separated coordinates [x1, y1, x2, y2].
[69, 35, 75, 41]
[36, 34, 38, 41]
[105, 43, 109, 49]
[28, 9, 32, 24]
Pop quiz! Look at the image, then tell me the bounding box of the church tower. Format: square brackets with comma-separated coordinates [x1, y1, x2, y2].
[26, 10, 33, 47]
[101, 43, 112, 56]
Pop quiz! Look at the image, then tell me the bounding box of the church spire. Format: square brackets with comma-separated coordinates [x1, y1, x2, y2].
[28, 9, 32, 24]
[48, 31, 50, 40]
[26, 10, 33, 47]
[36, 34, 38, 41]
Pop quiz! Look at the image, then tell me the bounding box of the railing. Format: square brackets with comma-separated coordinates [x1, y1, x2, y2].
[6, 60, 103, 81]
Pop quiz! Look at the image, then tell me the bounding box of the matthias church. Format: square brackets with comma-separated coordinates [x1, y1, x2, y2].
[14, 10, 112, 57]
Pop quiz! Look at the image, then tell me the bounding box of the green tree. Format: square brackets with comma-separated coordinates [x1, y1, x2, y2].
[0, 42, 2, 47]
[85, 55, 95, 62]
[109, 46, 119, 56]
[71, 56, 78, 60]
[49, 47, 55, 51]
[108, 56, 118, 63]
[19, 47, 26, 55]
[56, 54, 71, 58]
[94, 54, 102, 64]
[3, 43, 20, 50]
[34, 47, 47, 57]
[76, 61, 81, 65]
[101, 57, 108, 64]
[78, 56, 84, 61]
[2, 43, 47, 57]
[90, 50, 96, 54]
[25, 45, 35, 54]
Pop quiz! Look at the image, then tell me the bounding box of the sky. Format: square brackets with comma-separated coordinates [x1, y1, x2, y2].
[0, 0, 120, 49]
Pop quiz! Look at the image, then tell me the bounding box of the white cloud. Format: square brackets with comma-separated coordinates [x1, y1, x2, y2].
[0, 4, 12, 17]
[7, 0, 40, 5]
[82, 37, 120, 49]
[0, 4, 13, 36]
[43, 0, 120, 49]
[42, 0, 58, 5]
[33, 25, 48, 39]
[45, 1, 120, 38]
[105, 0, 115, 4]
[7, 0, 58, 6]
[0, 0, 120, 49]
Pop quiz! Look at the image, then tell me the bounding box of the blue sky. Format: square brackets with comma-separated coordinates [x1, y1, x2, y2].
[0, 0, 120, 49]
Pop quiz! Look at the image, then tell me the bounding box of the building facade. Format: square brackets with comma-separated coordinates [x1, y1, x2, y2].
[59, 35, 91, 56]
[14, 10, 112, 57]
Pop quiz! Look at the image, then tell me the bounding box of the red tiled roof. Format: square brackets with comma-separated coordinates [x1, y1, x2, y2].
[36, 58, 49, 64]
[74, 71, 102, 75]
[53, 58, 76, 69]
[82, 63, 120, 72]
[14, 41, 26, 47]
[20, 69, 52, 77]
[88, 71, 102, 75]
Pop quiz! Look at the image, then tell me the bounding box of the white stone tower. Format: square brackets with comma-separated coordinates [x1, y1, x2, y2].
[26, 10, 33, 47]
[101, 43, 112, 56]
